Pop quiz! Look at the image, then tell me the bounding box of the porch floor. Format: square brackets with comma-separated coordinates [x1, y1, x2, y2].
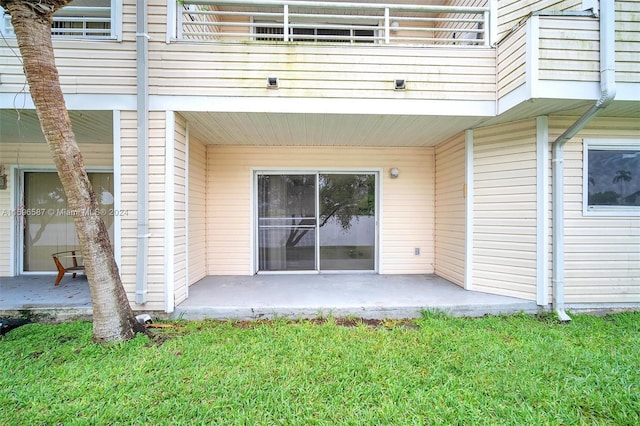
[174, 274, 540, 320]
[0, 274, 540, 321]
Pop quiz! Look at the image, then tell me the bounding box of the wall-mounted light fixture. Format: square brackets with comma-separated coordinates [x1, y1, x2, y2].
[394, 79, 406, 90]
[0, 165, 6, 190]
[390, 21, 400, 32]
[266, 76, 279, 89]
[389, 167, 400, 179]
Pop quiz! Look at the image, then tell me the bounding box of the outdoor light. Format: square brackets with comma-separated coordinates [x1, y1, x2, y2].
[267, 76, 279, 89]
[394, 79, 406, 90]
[389, 167, 400, 178]
[390, 21, 400, 32]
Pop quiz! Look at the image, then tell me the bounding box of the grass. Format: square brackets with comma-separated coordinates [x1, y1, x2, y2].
[1, 312, 639, 425]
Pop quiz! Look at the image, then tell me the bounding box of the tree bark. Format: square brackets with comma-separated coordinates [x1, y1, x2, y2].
[2, 0, 147, 342]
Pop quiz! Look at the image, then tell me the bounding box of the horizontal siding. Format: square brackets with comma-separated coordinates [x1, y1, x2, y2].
[616, 0, 640, 83]
[497, 23, 527, 99]
[538, 17, 599, 82]
[188, 135, 207, 284]
[434, 133, 466, 287]
[149, 43, 496, 101]
[206, 146, 435, 275]
[549, 116, 640, 304]
[0, 142, 112, 276]
[174, 113, 188, 306]
[119, 110, 166, 311]
[498, 0, 581, 41]
[473, 120, 538, 301]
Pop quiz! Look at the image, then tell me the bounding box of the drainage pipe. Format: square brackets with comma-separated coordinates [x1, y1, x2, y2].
[135, 0, 150, 304]
[551, 1, 616, 321]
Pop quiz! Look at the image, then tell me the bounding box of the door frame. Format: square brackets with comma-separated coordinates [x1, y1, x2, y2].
[12, 166, 116, 275]
[251, 168, 381, 275]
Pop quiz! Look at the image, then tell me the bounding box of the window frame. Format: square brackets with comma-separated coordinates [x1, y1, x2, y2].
[583, 138, 640, 217]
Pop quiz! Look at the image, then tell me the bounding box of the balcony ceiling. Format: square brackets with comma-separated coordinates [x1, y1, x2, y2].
[180, 111, 487, 147]
[0, 109, 113, 145]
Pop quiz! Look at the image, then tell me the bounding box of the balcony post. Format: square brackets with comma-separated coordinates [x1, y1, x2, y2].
[283, 4, 289, 41]
[384, 7, 389, 44]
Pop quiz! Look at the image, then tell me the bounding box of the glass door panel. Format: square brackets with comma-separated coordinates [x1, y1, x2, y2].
[258, 174, 316, 271]
[319, 174, 375, 271]
[23, 172, 114, 272]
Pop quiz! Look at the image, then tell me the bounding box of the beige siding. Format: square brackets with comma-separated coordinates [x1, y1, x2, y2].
[498, 0, 581, 41]
[0, 142, 112, 276]
[497, 23, 527, 99]
[473, 120, 538, 300]
[149, 43, 495, 101]
[0, 0, 137, 96]
[173, 114, 188, 306]
[549, 116, 640, 304]
[119, 110, 166, 311]
[206, 146, 434, 275]
[188, 135, 207, 284]
[434, 133, 466, 287]
[617, 0, 640, 83]
[538, 17, 599, 82]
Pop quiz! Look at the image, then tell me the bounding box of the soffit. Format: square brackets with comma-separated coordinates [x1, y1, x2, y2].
[0, 110, 113, 144]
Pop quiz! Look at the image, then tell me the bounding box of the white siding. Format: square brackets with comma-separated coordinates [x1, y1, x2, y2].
[549, 116, 640, 304]
[497, 23, 527, 99]
[188, 135, 207, 284]
[435, 133, 466, 287]
[617, 0, 640, 83]
[149, 43, 496, 101]
[0, 142, 112, 276]
[538, 17, 599, 82]
[498, 0, 581, 41]
[119, 110, 166, 311]
[206, 146, 435, 275]
[173, 114, 188, 305]
[473, 120, 538, 300]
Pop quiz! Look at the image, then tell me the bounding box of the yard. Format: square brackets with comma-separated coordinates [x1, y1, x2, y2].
[1, 312, 638, 425]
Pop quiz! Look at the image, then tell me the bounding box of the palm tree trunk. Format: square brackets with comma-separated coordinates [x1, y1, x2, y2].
[2, 0, 147, 342]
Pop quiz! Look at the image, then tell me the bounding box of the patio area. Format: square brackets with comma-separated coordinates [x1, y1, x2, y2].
[1, 273, 540, 321]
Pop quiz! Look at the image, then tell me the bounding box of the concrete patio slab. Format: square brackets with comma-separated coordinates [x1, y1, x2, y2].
[1, 273, 540, 321]
[173, 274, 540, 320]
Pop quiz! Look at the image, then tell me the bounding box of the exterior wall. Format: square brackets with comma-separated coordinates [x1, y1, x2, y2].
[497, 0, 581, 41]
[497, 23, 527, 100]
[206, 146, 435, 275]
[549, 116, 640, 304]
[0, 142, 113, 277]
[434, 133, 466, 287]
[0, 1, 137, 97]
[472, 120, 538, 301]
[119, 110, 166, 311]
[149, 43, 496, 101]
[538, 17, 599, 83]
[188, 136, 207, 285]
[617, 0, 640, 83]
[173, 114, 188, 306]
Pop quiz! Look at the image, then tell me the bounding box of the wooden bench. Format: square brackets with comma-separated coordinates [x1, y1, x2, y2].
[52, 250, 85, 286]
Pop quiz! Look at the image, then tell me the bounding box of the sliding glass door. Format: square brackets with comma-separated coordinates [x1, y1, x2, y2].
[22, 171, 114, 272]
[257, 172, 376, 272]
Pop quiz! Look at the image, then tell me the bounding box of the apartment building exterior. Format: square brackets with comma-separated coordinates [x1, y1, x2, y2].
[0, 0, 638, 314]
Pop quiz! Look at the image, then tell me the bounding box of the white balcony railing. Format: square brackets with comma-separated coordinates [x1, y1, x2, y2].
[178, 0, 492, 46]
[1, 6, 112, 38]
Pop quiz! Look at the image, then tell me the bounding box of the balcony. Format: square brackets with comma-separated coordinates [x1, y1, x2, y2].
[176, 0, 494, 46]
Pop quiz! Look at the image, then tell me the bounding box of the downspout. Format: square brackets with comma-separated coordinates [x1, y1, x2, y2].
[551, 1, 616, 321]
[135, 0, 150, 304]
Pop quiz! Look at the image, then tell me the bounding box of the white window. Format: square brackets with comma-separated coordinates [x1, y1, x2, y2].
[0, 0, 121, 40]
[584, 139, 640, 216]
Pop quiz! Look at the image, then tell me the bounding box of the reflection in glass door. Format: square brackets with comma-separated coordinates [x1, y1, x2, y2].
[319, 174, 375, 271]
[257, 172, 376, 272]
[22, 172, 114, 272]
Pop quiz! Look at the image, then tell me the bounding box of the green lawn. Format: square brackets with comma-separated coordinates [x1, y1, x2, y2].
[1, 312, 638, 425]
